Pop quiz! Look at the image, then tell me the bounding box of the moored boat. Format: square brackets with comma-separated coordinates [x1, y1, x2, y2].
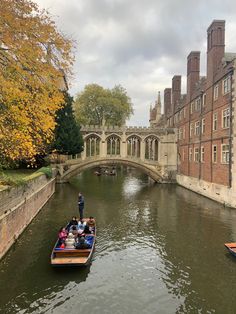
[51, 218, 96, 266]
[224, 243, 236, 257]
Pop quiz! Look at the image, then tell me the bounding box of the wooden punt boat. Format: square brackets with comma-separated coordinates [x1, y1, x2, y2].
[224, 243, 236, 257]
[51, 219, 96, 267]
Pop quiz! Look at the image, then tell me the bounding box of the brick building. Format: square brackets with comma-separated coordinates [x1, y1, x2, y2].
[163, 20, 236, 206]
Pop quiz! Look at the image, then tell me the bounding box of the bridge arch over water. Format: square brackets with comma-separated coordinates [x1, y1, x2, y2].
[58, 157, 163, 182]
[56, 125, 177, 183]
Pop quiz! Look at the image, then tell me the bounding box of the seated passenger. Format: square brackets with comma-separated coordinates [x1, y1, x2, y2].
[77, 228, 84, 236]
[66, 216, 78, 231]
[58, 227, 68, 245]
[65, 233, 75, 248]
[77, 218, 87, 230]
[75, 236, 90, 249]
[83, 224, 91, 234]
[71, 225, 79, 238]
[87, 216, 95, 233]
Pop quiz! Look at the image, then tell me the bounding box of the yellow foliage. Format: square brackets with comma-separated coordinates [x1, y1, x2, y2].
[0, 0, 74, 163]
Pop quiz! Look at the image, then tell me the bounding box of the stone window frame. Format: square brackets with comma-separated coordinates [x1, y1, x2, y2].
[221, 144, 229, 164]
[106, 135, 121, 156]
[201, 118, 205, 134]
[85, 135, 101, 157]
[194, 147, 199, 162]
[213, 112, 218, 131]
[222, 107, 230, 129]
[144, 135, 159, 161]
[213, 84, 219, 100]
[195, 97, 201, 112]
[127, 135, 141, 158]
[202, 93, 206, 107]
[195, 121, 200, 136]
[201, 146, 205, 163]
[190, 102, 194, 114]
[190, 123, 193, 138]
[212, 145, 217, 163]
[189, 147, 192, 162]
[222, 76, 231, 95]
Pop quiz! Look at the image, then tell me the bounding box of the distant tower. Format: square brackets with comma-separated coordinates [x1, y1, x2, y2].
[149, 91, 162, 127]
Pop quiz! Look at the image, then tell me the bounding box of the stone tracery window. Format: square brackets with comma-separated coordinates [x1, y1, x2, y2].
[127, 136, 140, 158]
[107, 135, 120, 156]
[145, 136, 159, 161]
[86, 135, 100, 157]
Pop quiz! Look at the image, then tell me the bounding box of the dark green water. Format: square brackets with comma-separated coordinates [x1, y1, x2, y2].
[1, 168, 236, 314]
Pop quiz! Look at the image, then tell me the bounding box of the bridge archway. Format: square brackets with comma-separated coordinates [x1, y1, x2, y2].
[106, 134, 121, 156]
[84, 134, 101, 157]
[58, 158, 163, 183]
[127, 135, 141, 158]
[144, 135, 159, 161]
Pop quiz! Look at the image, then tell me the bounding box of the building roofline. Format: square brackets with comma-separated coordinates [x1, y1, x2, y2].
[207, 20, 225, 32]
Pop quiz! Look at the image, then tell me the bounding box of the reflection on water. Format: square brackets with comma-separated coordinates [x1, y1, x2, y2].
[1, 167, 236, 313]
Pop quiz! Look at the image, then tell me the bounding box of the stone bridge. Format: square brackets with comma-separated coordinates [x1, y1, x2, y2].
[56, 125, 177, 183]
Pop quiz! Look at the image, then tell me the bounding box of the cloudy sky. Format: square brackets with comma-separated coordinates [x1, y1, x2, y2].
[35, 0, 236, 126]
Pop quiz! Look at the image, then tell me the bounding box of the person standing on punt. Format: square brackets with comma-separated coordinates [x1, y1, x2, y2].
[78, 192, 85, 220]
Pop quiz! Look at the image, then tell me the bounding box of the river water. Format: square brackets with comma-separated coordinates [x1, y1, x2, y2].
[0, 167, 236, 314]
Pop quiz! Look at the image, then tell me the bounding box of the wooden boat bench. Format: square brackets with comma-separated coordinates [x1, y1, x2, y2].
[54, 248, 91, 258]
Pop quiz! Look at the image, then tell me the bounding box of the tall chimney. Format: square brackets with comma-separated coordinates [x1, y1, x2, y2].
[186, 51, 200, 103]
[164, 88, 172, 116]
[207, 20, 225, 85]
[172, 75, 181, 112]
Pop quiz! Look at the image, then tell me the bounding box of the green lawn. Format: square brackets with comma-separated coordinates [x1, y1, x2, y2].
[0, 167, 52, 187]
[0, 169, 37, 187]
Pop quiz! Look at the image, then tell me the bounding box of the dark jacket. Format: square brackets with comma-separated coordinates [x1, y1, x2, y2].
[75, 236, 89, 249]
[66, 219, 78, 231]
[78, 195, 84, 209]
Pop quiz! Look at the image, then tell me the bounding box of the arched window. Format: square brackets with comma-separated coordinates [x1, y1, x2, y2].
[145, 136, 159, 161]
[107, 135, 120, 156]
[127, 136, 140, 158]
[86, 135, 100, 157]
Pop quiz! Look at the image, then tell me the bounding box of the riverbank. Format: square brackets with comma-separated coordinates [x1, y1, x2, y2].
[176, 174, 236, 208]
[0, 171, 56, 260]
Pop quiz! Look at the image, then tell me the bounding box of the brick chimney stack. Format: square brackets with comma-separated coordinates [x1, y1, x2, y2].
[186, 51, 200, 103]
[207, 20, 225, 85]
[172, 75, 181, 112]
[164, 88, 172, 116]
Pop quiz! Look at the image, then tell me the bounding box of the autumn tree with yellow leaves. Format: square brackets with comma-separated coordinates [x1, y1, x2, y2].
[0, 0, 74, 166]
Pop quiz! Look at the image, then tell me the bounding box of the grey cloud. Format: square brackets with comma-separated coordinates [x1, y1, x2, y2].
[35, 0, 236, 125]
